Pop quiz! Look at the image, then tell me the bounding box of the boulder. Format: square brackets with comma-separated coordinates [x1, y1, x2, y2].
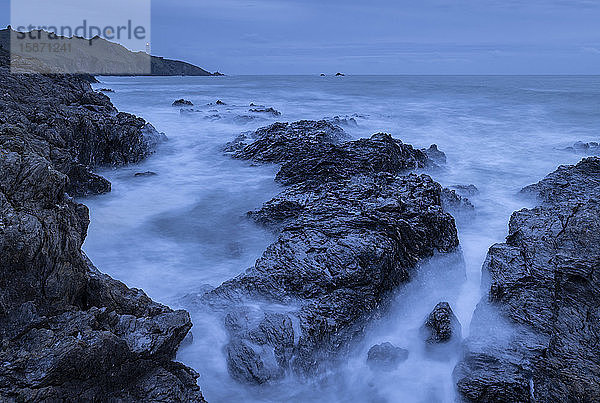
[422, 302, 461, 345]
[454, 157, 600, 402]
[172, 99, 193, 106]
[367, 342, 409, 371]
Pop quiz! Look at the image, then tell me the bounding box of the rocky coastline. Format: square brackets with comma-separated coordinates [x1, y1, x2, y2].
[454, 157, 600, 402]
[0, 48, 205, 401]
[2, 38, 599, 401]
[202, 119, 467, 384]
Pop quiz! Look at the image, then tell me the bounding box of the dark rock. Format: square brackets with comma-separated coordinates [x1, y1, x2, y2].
[441, 188, 475, 214]
[423, 144, 447, 165]
[326, 115, 358, 127]
[454, 157, 600, 402]
[207, 120, 460, 384]
[172, 99, 193, 107]
[135, 171, 158, 177]
[320, 73, 326, 76]
[98, 88, 114, 93]
[0, 53, 165, 198]
[422, 302, 461, 345]
[336, 72, 345, 76]
[0, 49, 204, 401]
[216, 100, 226, 105]
[212, 71, 225, 76]
[562, 140, 600, 155]
[223, 120, 348, 162]
[367, 342, 409, 371]
[249, 107, 281, 117]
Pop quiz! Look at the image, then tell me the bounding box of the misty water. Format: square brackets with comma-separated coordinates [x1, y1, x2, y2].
[84, 76, 600, 402]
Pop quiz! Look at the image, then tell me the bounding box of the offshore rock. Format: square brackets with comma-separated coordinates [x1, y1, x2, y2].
[173, 99, 193, 106]
[207, 120, 460, 384]
[249, 107, 282, 117]
[562, 140, 600, 155]
[454, 157, 600, 402]
[367, 342, 409, 372]
[0, 49, 204, 401]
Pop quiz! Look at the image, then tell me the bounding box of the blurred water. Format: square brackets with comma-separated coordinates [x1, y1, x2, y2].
[84, 75, 600, 402]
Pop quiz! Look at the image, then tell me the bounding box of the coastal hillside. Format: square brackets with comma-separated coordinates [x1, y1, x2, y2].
[0, 28, 219, 76]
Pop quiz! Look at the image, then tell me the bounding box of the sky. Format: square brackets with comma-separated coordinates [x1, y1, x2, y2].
[2, 0, 600, 74]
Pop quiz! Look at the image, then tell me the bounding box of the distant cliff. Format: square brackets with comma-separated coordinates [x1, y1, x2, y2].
[0, 27, 221, 76]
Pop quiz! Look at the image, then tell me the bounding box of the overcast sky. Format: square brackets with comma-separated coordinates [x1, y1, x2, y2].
[2, 0, 600, 74]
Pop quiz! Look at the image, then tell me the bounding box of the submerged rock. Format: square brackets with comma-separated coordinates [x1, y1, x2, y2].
[173, 99, 193, 106]
[207, 120, 460, 384]
[135, 171, 158, 177]
[367, 342, 409, 371]
[449, 184, 479, 197]
[441, 188, 475, 215]
[249, 107, 282, 117]
[98, 88, 114, 93]
[454, 157, 600, 402]
[423, 144, 447, 165]
[0, 49, 204, 402]
[562, 140, 600, 155]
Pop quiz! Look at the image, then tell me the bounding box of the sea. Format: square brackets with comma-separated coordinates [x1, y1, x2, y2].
[83, 75, 600, 402]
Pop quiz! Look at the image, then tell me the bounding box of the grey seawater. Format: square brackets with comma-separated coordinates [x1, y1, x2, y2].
[84, 75, 600, 402]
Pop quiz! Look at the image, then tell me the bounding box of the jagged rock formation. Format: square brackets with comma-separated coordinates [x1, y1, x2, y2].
[422, 302, 461, 345]
[454, 157, 600, 402]
[0, 48, 165, 198]
[206, 120, 461, 384]
[0, 48, 205, 401]
[367, 342, 409, 371]
[421, 302, 462, 360]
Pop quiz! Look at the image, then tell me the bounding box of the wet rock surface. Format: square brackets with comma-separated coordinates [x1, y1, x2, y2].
[421, 302, 461, 354]
[367, 342, 409, 371]
[454, 157, 600, 402]
[0, 50, 165, 198]
[207, 120, 460, 384]
[0, 50, 204, 401]
[249, 107, 282, 117]
[173, 99, 194, 106]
